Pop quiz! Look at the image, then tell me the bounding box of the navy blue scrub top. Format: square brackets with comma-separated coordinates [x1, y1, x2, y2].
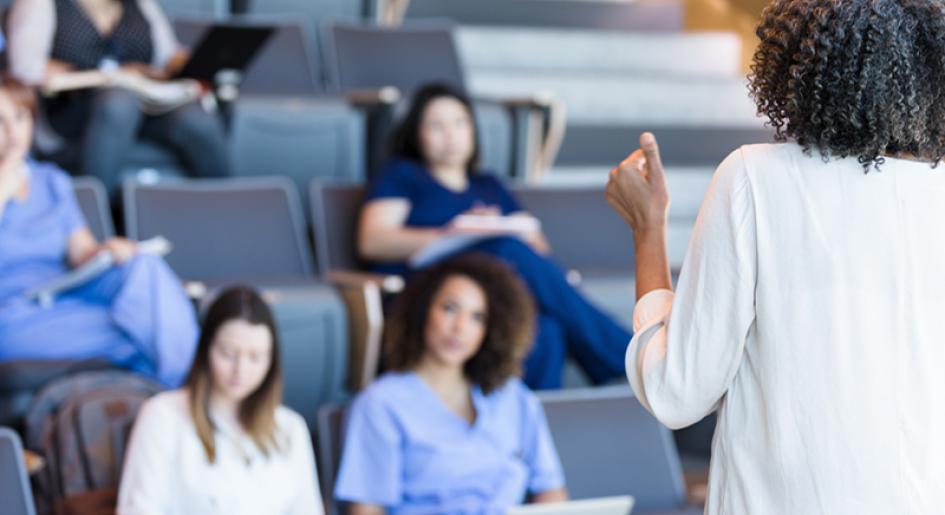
[364, 159, 522, 275]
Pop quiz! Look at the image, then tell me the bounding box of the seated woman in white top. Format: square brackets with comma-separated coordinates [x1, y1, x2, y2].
[118, 286, 323, 515]
[606, 1, 945, 514]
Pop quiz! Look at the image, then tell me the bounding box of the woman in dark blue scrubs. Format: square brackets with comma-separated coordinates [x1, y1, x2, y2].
[358, 83, 632, 389]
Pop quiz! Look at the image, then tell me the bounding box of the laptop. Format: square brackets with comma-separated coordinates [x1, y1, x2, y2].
[506, 496, 635, 515]
[175, 25, 275, 81]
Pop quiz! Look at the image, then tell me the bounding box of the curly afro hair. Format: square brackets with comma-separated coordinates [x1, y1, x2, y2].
[384, 254, 535, 394]
[748, 0, 945, 170]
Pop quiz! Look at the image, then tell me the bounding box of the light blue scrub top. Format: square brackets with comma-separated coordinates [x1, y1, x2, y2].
[335, 372, 565, 514]
[0, 161, 198, 386]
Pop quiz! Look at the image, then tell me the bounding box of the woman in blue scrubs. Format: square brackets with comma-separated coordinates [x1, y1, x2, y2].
[0, 77, 197, 387]
[358, 83, 631, 390]
[335, 255, 568, 514]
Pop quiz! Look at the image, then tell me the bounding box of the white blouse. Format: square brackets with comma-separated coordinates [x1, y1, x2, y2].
[117, 390, 324, 515]
[627, 143, 945, 515]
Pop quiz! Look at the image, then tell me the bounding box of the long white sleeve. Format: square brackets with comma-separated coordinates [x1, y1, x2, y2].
[117, 395, 175, 515]
[626, 148, 757, 429]
[8, 0, 56, 85]
[286, 413, 325, 515]
[136, 0, 182, 69]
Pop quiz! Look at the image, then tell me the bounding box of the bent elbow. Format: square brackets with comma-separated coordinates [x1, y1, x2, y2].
[648, 393, 719, 431]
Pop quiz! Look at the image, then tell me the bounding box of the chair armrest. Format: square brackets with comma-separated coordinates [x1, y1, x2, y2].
[474, 92, 555, 110]
[327, 270, 392, 391]
[328, 270, 404, 294]
[474, 93, 567, 182]
[344, 87, 402, 108]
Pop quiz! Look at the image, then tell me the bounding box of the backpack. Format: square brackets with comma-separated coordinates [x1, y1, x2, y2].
[23, 370, 163, 514]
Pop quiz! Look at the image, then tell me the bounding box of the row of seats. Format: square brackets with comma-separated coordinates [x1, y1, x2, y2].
[0, 385, 701, 515]
[73, 174, 644, 408]
[172, 18, 768, 188]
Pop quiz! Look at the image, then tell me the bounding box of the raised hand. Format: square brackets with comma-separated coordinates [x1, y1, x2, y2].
[606, 132, 673, 298]
[605, 132, 670, 238]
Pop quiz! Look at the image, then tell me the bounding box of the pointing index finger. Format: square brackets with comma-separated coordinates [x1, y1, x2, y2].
[640, 132, 665, 179]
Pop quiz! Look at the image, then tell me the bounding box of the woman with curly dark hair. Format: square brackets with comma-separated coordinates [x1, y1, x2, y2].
[607, 1, 945, 513]
[335, 255, 567, 514]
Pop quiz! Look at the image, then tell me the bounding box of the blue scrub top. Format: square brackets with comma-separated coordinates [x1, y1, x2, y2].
[0, 160, 86, 303]
[335, 372, 565, 515]
[364, 159, 522, 276]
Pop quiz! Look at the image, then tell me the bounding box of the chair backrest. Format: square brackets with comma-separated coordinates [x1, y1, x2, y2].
[72, 177, 114, 241]
[513, 186, 635, 275]
[229, 98, 366, 198]
[310, 181, 365, 275]
[0, 427, 36, 515]
[538, 386, 687, 511]
[324, 23, 466, 97]
[173, 16, 324, 96]
[555, 125, 774, 169]
[244, 0, 363, 82]
[473, 100, 515, 179]
[244, 0, 362, 22]
[158, 0, 229, 19]
[403, 0, 685, 31]
[123, 177, 315, 281]
[315, 403, 347, 515]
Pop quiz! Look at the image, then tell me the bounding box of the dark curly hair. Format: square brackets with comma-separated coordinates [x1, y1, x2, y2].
[384, 254, 535, 394]
[388, 82, 481, 172]
[748, 0, 945, 170]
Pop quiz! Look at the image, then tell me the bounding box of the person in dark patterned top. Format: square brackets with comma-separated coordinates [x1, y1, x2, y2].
[6, 0, 230, 192]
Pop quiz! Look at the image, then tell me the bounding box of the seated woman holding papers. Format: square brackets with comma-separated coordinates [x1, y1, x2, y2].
[0, 77, 197, 387]
[358, 82, 632, 389]
[7, 0, 230, 192]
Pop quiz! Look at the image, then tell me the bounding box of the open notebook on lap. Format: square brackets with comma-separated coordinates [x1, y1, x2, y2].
[507, 496, 635, 515]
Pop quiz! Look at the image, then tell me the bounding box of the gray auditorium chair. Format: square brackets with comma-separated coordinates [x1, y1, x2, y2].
[316, 403, 347, 515]
[512, 185, 637, 325]
[228, 97, 366, 203]
[538, 386, 699, 514]
[242, 0, 364, 82]
[554, 125, 773, 171]
[72, 177, 114, 242]
[157, 0, 229, 19]
[309, 182, 390, 391]
[309, 182, 364, 276]
[124, 177, 314, 280]
[174, 17, 365, 201]
[122, 177, 355, 428]
[401, 0, 685, 30]
[323, 23, 563, 180]
[173, 16, 323, 97]
[0, 427, 36, 515]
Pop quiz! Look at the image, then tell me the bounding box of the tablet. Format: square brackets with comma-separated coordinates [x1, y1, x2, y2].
[506, 496, 635, 515]
[175, 25, 275, 81]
